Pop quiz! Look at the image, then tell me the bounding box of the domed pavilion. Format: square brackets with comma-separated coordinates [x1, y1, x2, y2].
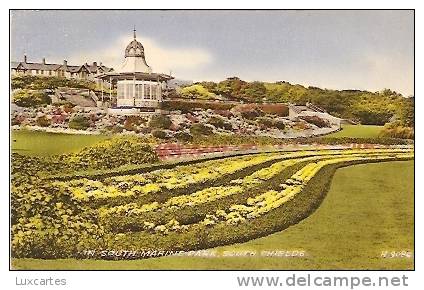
[97, 29, 173, 111]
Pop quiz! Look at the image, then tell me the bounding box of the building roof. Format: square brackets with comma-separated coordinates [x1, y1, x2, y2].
[11, 58, 113, 74]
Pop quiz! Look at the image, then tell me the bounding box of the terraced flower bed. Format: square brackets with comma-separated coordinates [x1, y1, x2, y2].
[11, 147, 413, 259]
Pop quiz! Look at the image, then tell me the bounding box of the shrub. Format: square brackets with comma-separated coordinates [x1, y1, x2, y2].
[124, 116, 146, 132]
[151, 129, 167, 139]
[351, 109, 392, 126]
[179, 84, 217, 100]
[256, 117, 286, 130]
[274, 120, 286, 130]
[257, 117, 274, 128]
[174, 131, 194, 142]
[207, 116, 232, 130]
[61, 136, 159, 170]
[36, 116, 50, 127]
[148, 114, 172, 129]
[190, 123, 214, 136]
[68, 115, 90, 130]
[12, 89, 51, 107]
[379, 123, 414, 139]
[161, 100, 235, 113]
[11, 75, 96, 91]
[299, 115, 330, 128]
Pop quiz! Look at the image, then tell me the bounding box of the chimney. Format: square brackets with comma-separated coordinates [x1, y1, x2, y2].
[63, 60, 67, 66]
[23, 55, 27, 63]
[42, 58, 46, 64]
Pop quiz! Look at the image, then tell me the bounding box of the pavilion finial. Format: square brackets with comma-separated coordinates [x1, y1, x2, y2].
[133, 26, 136, 39]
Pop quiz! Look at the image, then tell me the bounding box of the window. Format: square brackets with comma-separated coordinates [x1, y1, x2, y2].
[136, 84, 142, 99]
[117, 83, 125, 99]
[49, 70, 52, 76]
[151, 84, 157, 100]
[36, 70, 40, 74]
[127, 83, 133, 99]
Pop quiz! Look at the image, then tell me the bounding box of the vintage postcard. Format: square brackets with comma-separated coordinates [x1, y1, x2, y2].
[9, 10, 414, 274]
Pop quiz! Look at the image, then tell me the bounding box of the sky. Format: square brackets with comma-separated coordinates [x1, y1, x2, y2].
[10, 10, 414, 96]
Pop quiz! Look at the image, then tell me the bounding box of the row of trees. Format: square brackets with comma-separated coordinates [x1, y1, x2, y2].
[181, 77, 414, 126]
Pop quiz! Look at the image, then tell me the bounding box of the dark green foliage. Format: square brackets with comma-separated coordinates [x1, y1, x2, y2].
[256, 117, 286, 130]
[68, 115, 90, 130]
[178, 77, 413, 126]
[190, 123, 214, 136]
[11, 75, 96, 91]
[174, 131, 193, 142]
[151, 129, 167, 139]
[397, 97, 414, 127]
[36, 116, 50, 127]
[274, 120, 286, 130]
[257, 117, 274, 128]
[104, 161, 308, 232]
[12, 89, 51, 107]
[124, 116, 147, 132]
[148, 114, 172, 129]
[351, 109, 392, 126]
[207, 116, 232, 130]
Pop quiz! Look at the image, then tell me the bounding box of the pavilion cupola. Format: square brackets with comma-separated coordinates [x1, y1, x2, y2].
[119, 28, 152, 73]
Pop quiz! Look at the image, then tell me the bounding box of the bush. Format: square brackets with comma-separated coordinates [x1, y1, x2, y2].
[274, 120, 286, 130]
[257, 117, 274, 128]
[68, 115, 90, 130]
[161, 100, 235, 113]
[124, 116, 146, 132]
[174, 131, 193, 142]
[299, 115, 330, 128]
[60, 136, 159, 170]
[11, 75, 96, 91]
[207, 116, 232, 130]
[151, 129, 167, 139]
[352, 109, 392, 126]
[36, 116, 50, 127]
[12, 89, 51, 107]
[256, 117, 286, 130]
[379, 123, 414, 139]
[190, 123, 214, 136]
[148, 114, 172, 129]
[179, 84, 217, 100]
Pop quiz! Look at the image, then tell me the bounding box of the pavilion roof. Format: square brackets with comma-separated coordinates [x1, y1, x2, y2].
[96, 72, 174, 82]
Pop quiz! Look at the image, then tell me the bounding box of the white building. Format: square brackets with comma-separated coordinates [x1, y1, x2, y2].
[97, 30, 173, 110]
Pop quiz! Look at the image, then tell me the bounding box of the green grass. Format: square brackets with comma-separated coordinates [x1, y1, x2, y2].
[11, 129, 111, 156]
[325, 124, 383, 138]
[12, 160, 414, 270]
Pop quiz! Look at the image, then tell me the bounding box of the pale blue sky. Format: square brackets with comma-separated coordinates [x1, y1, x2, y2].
[10, 10, 414, 95]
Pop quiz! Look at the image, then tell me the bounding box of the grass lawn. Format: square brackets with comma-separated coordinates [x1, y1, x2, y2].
[11, 160, 414, 270]
[11, 129, 111, 156]
[325, 124, 384, 138]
